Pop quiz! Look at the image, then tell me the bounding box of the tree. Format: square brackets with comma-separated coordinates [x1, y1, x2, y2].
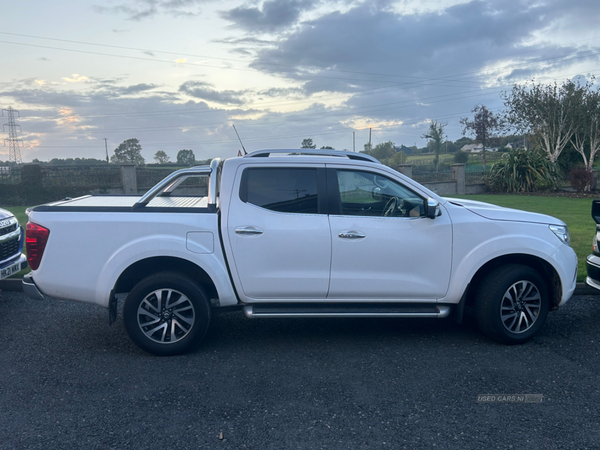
[361, 141, 404, 168]
[454, 136, 474, 149]
[177, 149, 196, 166]
[502, 80, 587, 164]
[362, 141, 395, 161]
[301, 138, 316, 149]
[460, 105, 500, 172]
[421, 121, 446, 171]
[153, 150, 170, 164]
[445, 141, 459, 153]
[387, 151, 407, 167]
[111, 138, 145, 165]
[570, 85, 600, 173]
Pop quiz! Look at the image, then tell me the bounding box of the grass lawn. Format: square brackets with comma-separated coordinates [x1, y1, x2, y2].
[450, 195, 594, 282]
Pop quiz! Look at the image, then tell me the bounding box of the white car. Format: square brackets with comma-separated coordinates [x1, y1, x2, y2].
[22, 150, 578, 355]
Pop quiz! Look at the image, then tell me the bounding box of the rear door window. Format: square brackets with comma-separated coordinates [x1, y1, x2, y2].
[240, 168, 320, 214]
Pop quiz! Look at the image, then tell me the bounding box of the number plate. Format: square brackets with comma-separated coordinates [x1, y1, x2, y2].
[0, 261, 21, 280]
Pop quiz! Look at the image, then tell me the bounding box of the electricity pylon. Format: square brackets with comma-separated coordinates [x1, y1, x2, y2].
[2, 107, 23, 164]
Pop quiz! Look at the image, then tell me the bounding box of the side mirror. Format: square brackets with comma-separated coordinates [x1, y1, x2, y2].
[426, 198, 441, 219]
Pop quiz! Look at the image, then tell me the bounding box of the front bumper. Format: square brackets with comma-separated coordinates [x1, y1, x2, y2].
[0, 253, 27, 281]
[585, 254, 600, 291]
[22, 274, 45, 300]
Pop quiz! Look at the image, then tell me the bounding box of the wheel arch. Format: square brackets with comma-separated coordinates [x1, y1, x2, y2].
[465, 253, 562, 311]
[114, 256, 219, 305]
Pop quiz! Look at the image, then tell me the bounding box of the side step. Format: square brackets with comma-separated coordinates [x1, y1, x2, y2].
[243, 303, 451, 319]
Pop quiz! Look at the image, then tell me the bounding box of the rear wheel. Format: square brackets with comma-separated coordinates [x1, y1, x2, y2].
[475, 264, 549, 344]
[123, 272, 211, 356]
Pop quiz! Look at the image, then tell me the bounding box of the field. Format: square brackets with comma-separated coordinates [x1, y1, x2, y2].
[2, 197, 594, 282]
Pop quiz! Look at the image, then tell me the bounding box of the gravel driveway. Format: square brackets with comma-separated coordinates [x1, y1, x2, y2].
[0, 292, 598, 449]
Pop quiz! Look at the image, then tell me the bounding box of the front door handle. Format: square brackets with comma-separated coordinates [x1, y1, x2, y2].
[339, 231, 366, 239]
[235, 227, 263, 235]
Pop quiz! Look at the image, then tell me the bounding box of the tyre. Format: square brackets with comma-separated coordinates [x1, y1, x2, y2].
[475, 264, 549, 344]
[123, 272, 211, 356]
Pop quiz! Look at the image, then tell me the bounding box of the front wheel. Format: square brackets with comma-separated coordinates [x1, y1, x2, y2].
[123, 272, 211, 356]
[475, 265, 549, 344]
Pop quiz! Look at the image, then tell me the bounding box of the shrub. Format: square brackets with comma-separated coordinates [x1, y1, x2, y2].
[486, 148, 560, 193]
[453, 150, 469, 164]
[569, 166, 595, 192]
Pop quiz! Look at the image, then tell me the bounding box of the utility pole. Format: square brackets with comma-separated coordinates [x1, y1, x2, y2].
[353, 132, 355, 152]
[104, 138, 109, 163]
[2, 107, 23, 164]
[369, 128, 372, 148]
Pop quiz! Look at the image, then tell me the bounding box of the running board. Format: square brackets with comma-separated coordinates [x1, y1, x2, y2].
[242, 303, 451, 319]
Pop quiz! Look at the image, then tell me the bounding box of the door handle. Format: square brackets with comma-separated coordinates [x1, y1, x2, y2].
[235, 227, 263, 235]
[338, 231, 365, 239]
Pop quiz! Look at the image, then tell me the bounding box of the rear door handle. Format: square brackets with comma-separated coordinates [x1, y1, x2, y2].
[339, 231, 366, 239]
[235, 227, 263, 235]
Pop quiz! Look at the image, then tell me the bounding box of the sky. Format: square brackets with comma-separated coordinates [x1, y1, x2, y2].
[1, 0, 599, 163]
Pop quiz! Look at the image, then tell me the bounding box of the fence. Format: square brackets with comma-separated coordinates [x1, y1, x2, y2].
[406, 151, 504, 168]
[400, 164, 486, 196]
[0, 163, 204, 205]
[0, 165, 21, 185]
[40, 165, 122, 188]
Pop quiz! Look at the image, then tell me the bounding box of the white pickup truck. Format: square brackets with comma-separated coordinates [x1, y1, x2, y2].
[23, 149, 578, 355]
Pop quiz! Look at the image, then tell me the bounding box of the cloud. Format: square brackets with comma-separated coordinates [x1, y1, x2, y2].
[121, 83, 159, 95]
[220, 0, 319, 33]
[179, 81, 247, 105]
[62, 74, 90, 83]
[257, 87, 306, 98]
[213, 36, 276, 47]
[93, 3, 158, 21]
[92, 0, 209, 20]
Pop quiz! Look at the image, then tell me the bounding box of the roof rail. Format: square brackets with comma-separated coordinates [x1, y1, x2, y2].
[244, 149, 381, 164]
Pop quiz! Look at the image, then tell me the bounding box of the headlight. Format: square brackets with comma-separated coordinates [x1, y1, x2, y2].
[594, 231, 600, 255]
[549, 225, 570, 246]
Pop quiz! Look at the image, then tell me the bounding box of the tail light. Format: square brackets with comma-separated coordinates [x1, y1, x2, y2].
[26, 222, 50, 270]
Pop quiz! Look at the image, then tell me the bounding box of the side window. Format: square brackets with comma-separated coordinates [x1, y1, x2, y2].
[336, 170, 424, 217]
[241, 168, 319, 214]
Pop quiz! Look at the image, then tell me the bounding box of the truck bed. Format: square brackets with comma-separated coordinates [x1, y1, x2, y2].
[33, 195, 210, 211]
